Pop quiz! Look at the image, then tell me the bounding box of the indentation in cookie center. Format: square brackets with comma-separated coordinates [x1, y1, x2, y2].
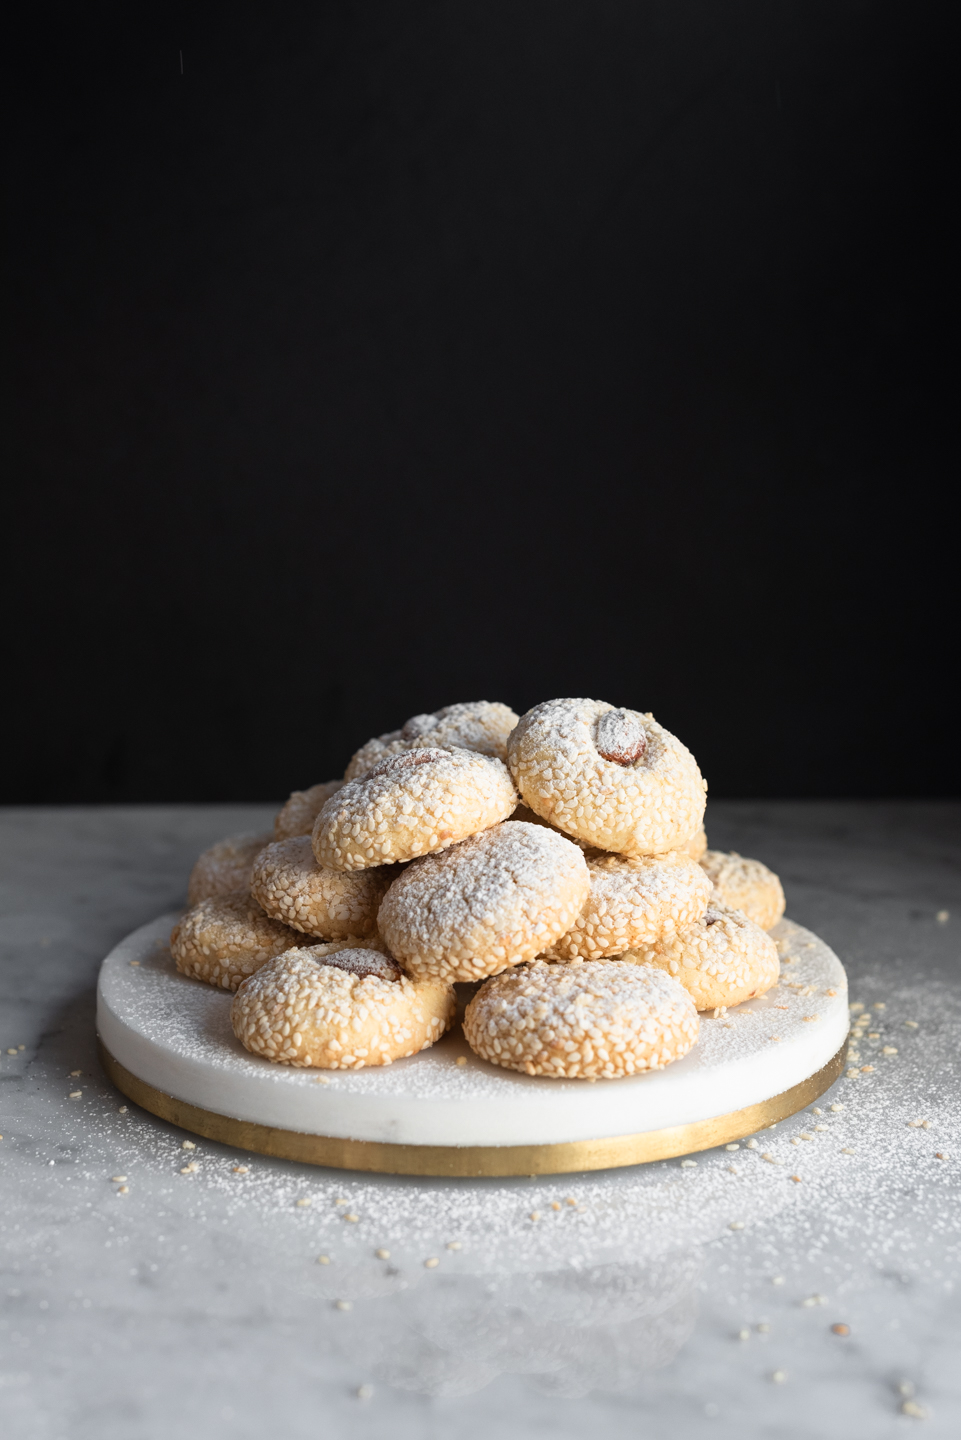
[368, 747, 448, 780]
[595, 709, 647, 766]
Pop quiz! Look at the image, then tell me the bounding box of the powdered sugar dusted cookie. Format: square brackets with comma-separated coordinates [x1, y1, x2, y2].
[377, 821, 590, 983]
[274, 781, 346, 841]
[250, 836, 390, 940]
[507, 699, 706, 856]
[545, 850, 712, 963]
[231, 945, 455, 1068]
[625, 900, 779, 1011]
[313, 747, 517, 872]
[463, 960, 698, 1078]
[699, 850, 785, 931]
[171, 892, 306, 991]
[187, 831, 273, 906]
[345, 701, 518, 780]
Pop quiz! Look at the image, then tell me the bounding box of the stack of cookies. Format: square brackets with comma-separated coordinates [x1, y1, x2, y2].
[172, 699, 785, 1081]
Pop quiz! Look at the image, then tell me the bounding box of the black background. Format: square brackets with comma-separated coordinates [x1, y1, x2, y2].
[7, 2, 955, 804]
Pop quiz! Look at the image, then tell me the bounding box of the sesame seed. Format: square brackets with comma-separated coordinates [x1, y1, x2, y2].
[680, 1159, 697, 1168]
[901, 1401, 928, 1419]
[841, 1148, 855, 1155]
[335, 1198, 348, 1205]
[232, 1166, 249, 1174]
[117, 1186, 129, 1195]
[316, 1255, 330, 1265]
[68, 1091, 82, 1099]
[179, 1162, 198, 1174]
[375, 1249, 390, 1260]
[772, 1276, 785, 1285]
[118, 1106, 128, 1114]
[772, 1370, 787, 1384]
[802, 1295, 825, 1307]
[729, 1221, 744, 1231]
[296, 1199, 312, 1208]
[745, 1139, 758, 1149]
[357, 1384, 374, 1400]
[551, 1201, 562, 1210]
[110, 1176, 127, 1183]
[529, 1212, 541, 1222]
[831, 1323, 850, 1335]
[936, 909, 949, 923]
[898, 1382, 915, 1397]
[830, 1103, 843, 1112]
[69, 1070, 81, 1076]
[181, 1140, 196, 1150]
[790, 1175, 802, 1183]
[129, 960, 140, 967]
[725, 1143, 740, 1151]
[737, 1328, 750, 1340]
[455, 1057, 467, 1066]
[873, 1002, 885, 1010]
[757, 1323, 770, 1333]
[343, 1213, 359, 1223]
[314, 1076, 329, 1084]
[905, 1020, 919, 1028]
[861, 1065, 875, 1072]
[335, 1300, 351, 1311]
[935, 1152, 948, 1160]
[424, 1257, 439, 1268]
[882, 1046, 898, 1055]
[566, 1197, 577, 1206]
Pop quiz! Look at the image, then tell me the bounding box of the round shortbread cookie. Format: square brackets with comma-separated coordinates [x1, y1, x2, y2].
[544, 850, 713, 963]
[274, 781, 346, 841]
[313, 747, 517, 872]
[699, 850, 785, 931]
[377, 821, 591, 983]
[463, 960, 699, 1078]
[345, 700, 518, 780]
[231, 945, 455, 1069]
[624, 900, 780, 1011]
[507, 699, 706, 856]
[683, 825, 708, 862]
[250, 836, 391, 940]
[187, 831, 273, 906]
[171, 892, 307, 991]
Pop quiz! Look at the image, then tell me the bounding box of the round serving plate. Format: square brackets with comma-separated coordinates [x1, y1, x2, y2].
[96, 914, 848, 1176]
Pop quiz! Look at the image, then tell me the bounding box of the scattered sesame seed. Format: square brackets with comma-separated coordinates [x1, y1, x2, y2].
[936, 909, 949, 923]
[873, 1002, 885, 1010]
[179, 1162, 199, 1174]
[899, 1382, 915, 1397]
[772, 1276, 785, 1285]
[17, 1045, 24, 1051]
[232, 1166, 249, 1174]
[901, 1401, 928, 1419]
[335, 1300, 351, 1311]
[761, 1154, 781, 1164]
[861, 1065, 875, 1073]
[729, 1221, 744, 1230]
[424, 1257, 440, 1268]
[296, 1198, 312, 1208]
[726, 1165, 738, 1174]
[802, 1015, 818, 1022]
[111, 1175, 127, 1182]
[812, 1107, 823, 1115]
[725, 1143, 740, 1151]
[769, 1036, 782, 1042]
[883, 1046, 898, 1055]
[455, 1057, 467, 1066]
[566, 1197, 577, 1206]
[745, 1139, 758, 1149]
[335, 1198, 348, 1205]
[68, 1091, 82, 1099]
[772, 1370, 787, 1384]
[802, 1295, 826, 1307]
[343, 1213, 359, 1223]
[375, 1249, 390, 1260]
[69, 1070, 81, 1077]
[790, 1138, 800, 1146]
[757, 1323, 770, 1333]
[850, 1003, 864, 1013]
[790, 1175, 802, 1183]
[118, 1106, 128, 1114]
[117, 1186, 129, 1195]
[129, 960, 140, 967]
[845, 1068, 860, 1079]
[935, 1152, 948, 1160]
[317, 1255, 330, 1265]
[737, 1328, 750, 1340]
[831, 1323, 850, 1336]
[357, 1384, 374, 1400]
[181, 1140, 196, 1150]
[830, 1103, 844, 1112]
[550, 1201, 562, 1210]
[529, 1212, 541, 1222]
[905, 1020, 919, 1028]
[680, 1159, 697, 1168]
[446, 1241, 462, 1250]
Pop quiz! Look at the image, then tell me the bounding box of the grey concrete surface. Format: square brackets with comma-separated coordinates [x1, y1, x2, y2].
[1, 802, 959, 1439]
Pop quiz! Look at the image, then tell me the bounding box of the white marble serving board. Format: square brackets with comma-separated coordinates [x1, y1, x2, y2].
[96, 915, 848, 1146]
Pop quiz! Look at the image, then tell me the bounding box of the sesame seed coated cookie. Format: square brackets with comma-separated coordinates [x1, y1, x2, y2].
[313, 747, 517, 872]
[683, 825, 708, 862]
[187, 831, 273, 906]
[699, 851, 785, 931]
[377, 821, 591, 983]
[274, 781, 346, 841]
[250, 836, 391, 940]
[463, 960, 699, 1078]
[170, 892, 307, 991]
[345, 701, 519, 780]
[231, 945, 456, 1068]
[544, 850, 713, 963]
[507, 699, 706, 856]
[624, 901, 780, 1011]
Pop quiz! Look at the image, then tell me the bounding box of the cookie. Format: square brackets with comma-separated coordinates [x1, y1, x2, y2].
[699, 851, 785, 931]
[345, 700, 518, 780]
[463, 960, 699, 1078]
[377, 821, 591, 982]
[544, 850, 713, 963]
[171, 892, 306, 991]
[683, 825, 708, 862]
[625, 900, 779, 1011]
[187, 831, 273, 906]
[507, 699, 706, 856]
[313, 747, 517, 872]
[231, 944, 455, 1068]
[250, 836, 391, 940]
[274, 781, 346, 841]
